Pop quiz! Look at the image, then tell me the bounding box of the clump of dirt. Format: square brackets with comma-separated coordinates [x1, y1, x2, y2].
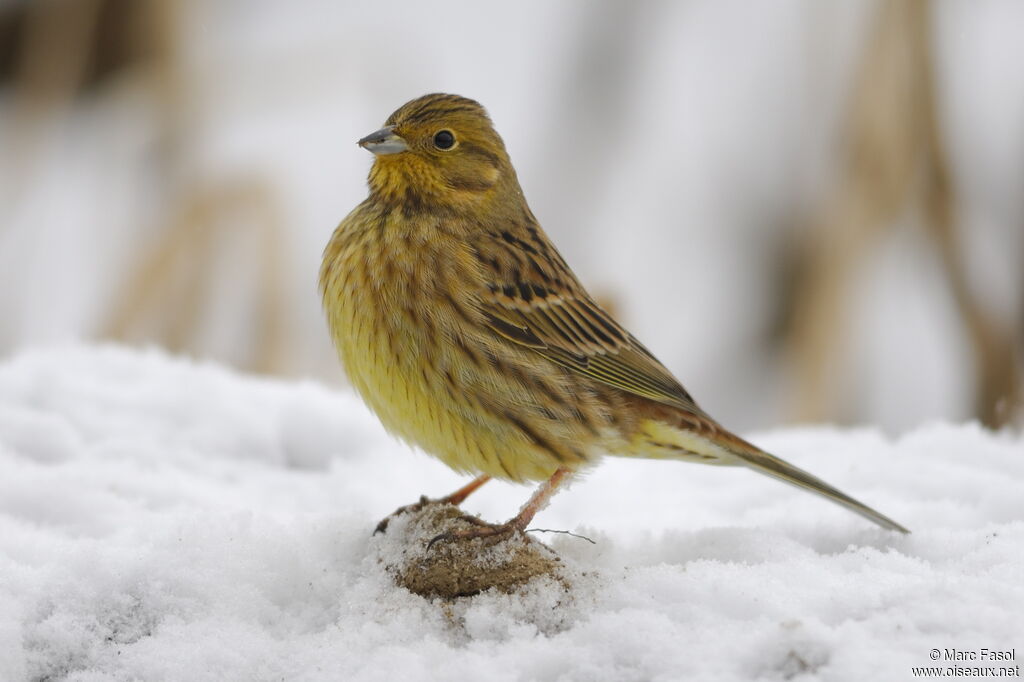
[373, 503, 568, 599]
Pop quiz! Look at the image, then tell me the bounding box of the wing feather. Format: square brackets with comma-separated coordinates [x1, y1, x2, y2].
[473, 234, 704, 415]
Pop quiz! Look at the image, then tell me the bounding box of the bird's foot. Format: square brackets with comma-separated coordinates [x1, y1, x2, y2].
[374, 495, 438, 535]
[426, 515, 523, 550]
[374, 475, 493, 535]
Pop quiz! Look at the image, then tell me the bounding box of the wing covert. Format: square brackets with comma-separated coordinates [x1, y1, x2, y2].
[478, 264, 704, 414]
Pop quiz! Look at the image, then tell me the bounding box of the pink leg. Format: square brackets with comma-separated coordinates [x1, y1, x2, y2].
[428, 468, 572, 548]
[440, 474, 492, 506]
[507, 468, 571, 531]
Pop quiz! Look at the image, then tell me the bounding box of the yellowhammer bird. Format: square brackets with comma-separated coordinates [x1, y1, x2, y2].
[320, 93, 908, 542]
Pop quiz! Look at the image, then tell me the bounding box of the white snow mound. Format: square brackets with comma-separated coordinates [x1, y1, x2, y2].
[0, 346, 1021, 681]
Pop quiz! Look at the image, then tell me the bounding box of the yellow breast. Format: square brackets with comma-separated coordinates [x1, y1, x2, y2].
[319, 206, 577, 482]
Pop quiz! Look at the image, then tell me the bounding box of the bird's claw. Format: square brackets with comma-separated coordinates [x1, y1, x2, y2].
[373, 495, 433, 535]
[426, 519, 520, 550]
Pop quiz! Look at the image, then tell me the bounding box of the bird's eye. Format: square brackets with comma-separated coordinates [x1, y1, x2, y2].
[433, 130, 456, 150]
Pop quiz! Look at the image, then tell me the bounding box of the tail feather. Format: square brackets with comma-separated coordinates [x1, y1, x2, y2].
[628, 416, 909, 533]
[729, 443, 909, 534]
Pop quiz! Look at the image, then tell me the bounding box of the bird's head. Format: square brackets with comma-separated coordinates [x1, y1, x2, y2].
[358, 93, 519, 213]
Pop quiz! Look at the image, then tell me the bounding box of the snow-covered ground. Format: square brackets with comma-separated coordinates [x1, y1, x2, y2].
[0, 346, 1021, 681]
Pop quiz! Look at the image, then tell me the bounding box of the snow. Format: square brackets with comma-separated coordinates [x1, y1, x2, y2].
[0, 345, 1022, 681]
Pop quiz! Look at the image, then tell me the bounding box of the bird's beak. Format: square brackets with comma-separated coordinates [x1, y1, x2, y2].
[357, 126, 408, 155]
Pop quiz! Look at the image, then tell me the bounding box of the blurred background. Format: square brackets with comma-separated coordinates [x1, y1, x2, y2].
[0, 0, 1021, 433]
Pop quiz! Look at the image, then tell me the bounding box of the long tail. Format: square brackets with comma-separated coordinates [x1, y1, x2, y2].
[632, 418, 909, 533]
[726, 438, 909, 534]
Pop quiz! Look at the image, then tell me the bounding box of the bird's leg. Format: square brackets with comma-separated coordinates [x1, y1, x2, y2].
[374, 475, 492, 534]
[428, 467, 572, 548]
[440, 474, 493, 506]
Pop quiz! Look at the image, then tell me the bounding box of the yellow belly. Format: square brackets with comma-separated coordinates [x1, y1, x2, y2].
[320, 213, 587, 482]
